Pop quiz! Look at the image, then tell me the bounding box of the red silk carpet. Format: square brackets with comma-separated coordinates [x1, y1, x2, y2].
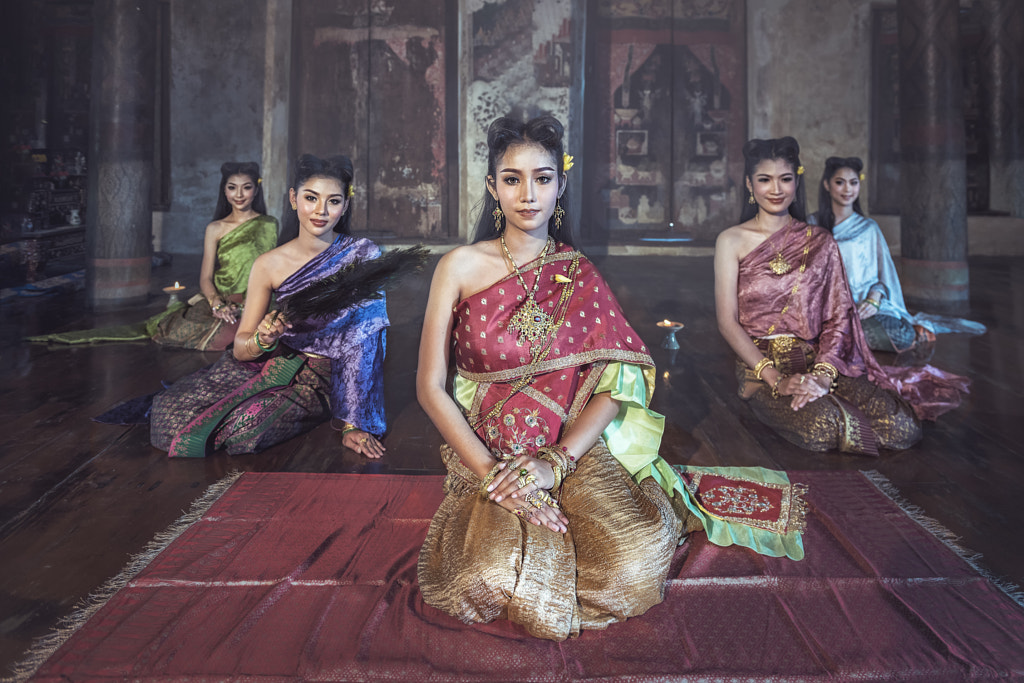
[16, 471, 1024, 682]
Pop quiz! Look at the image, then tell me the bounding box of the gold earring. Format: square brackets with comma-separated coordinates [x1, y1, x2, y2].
[291, 204, 297, 210]
[493, 206, 504, 231]
[748, 193, 755, 205]
[554, 201, 565, 231]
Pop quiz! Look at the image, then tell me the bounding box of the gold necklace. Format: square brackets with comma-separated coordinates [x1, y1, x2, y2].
[500, 234, 553, 344]
[760, 216, 793, 275]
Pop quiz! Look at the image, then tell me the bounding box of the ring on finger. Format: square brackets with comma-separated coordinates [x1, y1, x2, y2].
[516, 475, 529, 489]
[524, 490, 545, 509]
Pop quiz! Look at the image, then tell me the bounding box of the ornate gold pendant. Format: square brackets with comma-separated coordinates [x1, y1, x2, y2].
[768, 252, 792, 275]
[507, 297, 553, 343]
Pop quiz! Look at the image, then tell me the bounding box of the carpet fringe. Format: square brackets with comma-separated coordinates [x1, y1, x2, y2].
[862, 469, 1024, 609]
[2, 470, 245, 683]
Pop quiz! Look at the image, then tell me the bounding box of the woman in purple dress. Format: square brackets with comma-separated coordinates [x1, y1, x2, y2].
[150, 154, 388, 458]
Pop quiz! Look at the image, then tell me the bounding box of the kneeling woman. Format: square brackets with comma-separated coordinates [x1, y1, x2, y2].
[151, 154, 387, 458]
[715, 138, 967, 456]
[417, 116, 806, 641]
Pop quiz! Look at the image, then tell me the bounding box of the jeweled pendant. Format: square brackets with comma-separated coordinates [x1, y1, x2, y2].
[768, 253, 793, 275]
[507, 297, 552, 343]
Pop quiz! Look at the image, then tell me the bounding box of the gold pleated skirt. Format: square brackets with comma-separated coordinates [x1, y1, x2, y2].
[417, 440, 684, 641]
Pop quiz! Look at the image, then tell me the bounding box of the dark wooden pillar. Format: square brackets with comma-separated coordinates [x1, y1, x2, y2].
[86, 0, 156, 309]
[897, 0, 969, 312]
[976, 0, 1024, 218]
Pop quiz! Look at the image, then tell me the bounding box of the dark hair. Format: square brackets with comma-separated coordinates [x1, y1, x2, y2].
[289, 153, 355, 234]
[212, 161, 266, 220]
[471, 115, 575, 246]
[739, 137, 807, 223]
[813, 156, 865, 231]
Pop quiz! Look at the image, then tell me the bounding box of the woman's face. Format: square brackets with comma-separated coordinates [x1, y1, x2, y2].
[487, 142, 565, 236]
[290, 176, 348, 238]
[746, 158, 797, 217]
[225, 174, 257, 213]
[825, 167, 861, 209]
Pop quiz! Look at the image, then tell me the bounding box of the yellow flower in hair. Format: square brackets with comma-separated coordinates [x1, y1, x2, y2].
[257, 177, 262, 184]
[859, 172, 866, 181]
[348, 184, 355, 198]
[796, 165, 805, 175]
[563, 153, 574, 172]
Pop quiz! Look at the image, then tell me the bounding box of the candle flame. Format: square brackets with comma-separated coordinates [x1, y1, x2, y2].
[174, 281, 180, 288]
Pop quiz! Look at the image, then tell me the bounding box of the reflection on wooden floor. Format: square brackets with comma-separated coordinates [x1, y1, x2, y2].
[1, 253, 1021, 672]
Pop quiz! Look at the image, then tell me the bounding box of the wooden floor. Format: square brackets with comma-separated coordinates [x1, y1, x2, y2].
[1, 252, 1022, 673]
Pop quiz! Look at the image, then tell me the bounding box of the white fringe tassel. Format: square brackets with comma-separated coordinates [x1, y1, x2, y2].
[2, 470, 245, 683]
[862, 469, 1024, 609]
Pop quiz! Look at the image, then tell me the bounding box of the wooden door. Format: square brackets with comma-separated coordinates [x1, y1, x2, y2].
[291, 0, 452, 240]
[583, 0, 746, 243]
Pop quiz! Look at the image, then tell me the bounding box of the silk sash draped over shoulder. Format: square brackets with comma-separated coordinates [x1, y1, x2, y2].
[212, 214, 279, 296]
[829, 213, 987, 339]
[150, 234, 388, 457]
[418, 242, 806, 641]
[737, 220, 968, 428]
[277, 234, 389, 435]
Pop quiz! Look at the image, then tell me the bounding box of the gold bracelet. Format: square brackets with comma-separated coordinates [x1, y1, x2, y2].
[771, 375, 784, 399]
[812, 362, 839, 380]
[339, 422, 359, 436]
[753, 357, 774, 382]
[865, 298, 880, 309]
[245, 332, 259, 357]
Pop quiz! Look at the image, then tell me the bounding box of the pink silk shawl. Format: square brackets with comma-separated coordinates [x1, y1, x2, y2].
[738, 221, 968, 420]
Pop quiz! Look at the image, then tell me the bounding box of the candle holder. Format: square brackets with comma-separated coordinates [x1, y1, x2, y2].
[163, 283, 186, 305]
[655, 319, 684, 350]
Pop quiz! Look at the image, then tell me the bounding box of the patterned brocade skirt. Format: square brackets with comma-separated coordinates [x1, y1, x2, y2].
[737, 336, 921, 456]
[417, 440, 685, 641]
[150, 349, 331, 457]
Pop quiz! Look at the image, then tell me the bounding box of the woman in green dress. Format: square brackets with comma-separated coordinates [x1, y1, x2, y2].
[28, 162, 278, 350]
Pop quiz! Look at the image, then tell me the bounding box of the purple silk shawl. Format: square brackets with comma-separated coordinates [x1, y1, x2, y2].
[738, 221, 968, 420]
[277, 235, 389, 434]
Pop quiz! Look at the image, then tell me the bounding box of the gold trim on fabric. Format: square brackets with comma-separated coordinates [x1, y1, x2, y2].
[458, 349, 654, 384]
[469, 380, 491, 419]
[521, 386, 567, 421]
[684, 469, 808, 534]
[566, 362, 607, 430]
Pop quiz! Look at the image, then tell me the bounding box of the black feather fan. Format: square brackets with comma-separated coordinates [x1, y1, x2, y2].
[278, 245, 430, 322]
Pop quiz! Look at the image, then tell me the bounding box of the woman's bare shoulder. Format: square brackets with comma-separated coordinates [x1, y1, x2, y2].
[434, 242, 504, 299]
[716, 221, 756, 250]
[204, 218, 232, 241]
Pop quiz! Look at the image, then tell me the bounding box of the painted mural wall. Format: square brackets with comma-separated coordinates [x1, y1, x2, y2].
[459, 0, 576, 240]
[154, 0, 898, 251]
